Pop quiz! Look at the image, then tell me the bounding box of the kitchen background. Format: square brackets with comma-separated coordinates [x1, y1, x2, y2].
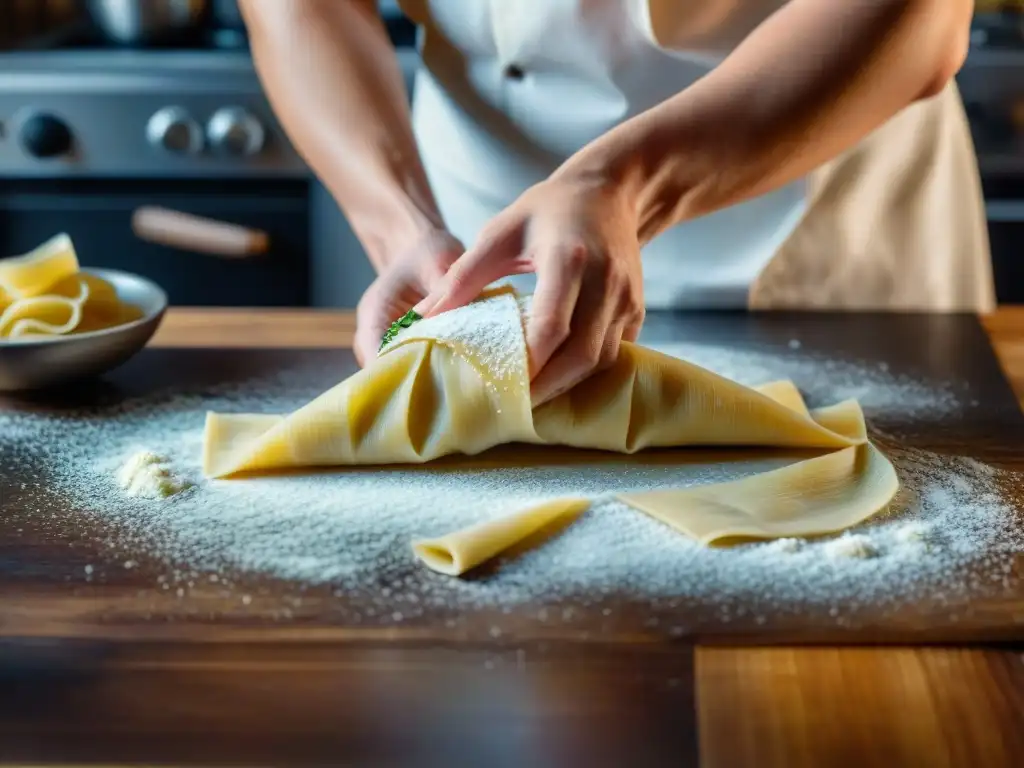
[0, 0, 1022, 306]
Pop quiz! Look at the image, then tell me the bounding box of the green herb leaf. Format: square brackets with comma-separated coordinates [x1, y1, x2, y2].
[378, 309, 423, 353]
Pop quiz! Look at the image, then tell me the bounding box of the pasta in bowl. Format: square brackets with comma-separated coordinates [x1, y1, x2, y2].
[0, 234, 167, 391]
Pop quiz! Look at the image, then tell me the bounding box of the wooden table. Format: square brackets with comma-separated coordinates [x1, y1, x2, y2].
[2, 308, 1024, 767]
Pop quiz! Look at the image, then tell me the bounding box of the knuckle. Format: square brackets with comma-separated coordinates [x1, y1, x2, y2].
[445, 259, 465, 284]
[576, 339, 603, 368]
[562, 242, 589, 271]
[625, 288, 644, 316]
[602, 256, 629, 288]
[538, 315, 572, 348]
[599, 342, 619, 369]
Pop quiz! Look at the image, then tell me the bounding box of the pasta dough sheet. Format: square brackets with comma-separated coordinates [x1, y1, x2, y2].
[202, 287, 899, 574]
[204, 290, 863, 475]
[0, 233, 143, 340]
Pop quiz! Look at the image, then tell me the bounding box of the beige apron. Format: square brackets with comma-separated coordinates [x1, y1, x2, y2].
[400, 0, 995, 313]
[751, 81, 995, 312]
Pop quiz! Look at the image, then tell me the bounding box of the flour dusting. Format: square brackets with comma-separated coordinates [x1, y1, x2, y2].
[388, 290, 528, 390]
[1, 340, 1021, 627]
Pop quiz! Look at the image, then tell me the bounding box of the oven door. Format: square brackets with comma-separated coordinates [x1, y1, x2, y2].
[0, 178, 310, 307]
[985, 177, 1024, 304]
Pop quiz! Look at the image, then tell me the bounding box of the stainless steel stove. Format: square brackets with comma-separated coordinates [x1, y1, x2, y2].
[0, 12, 419, 308]
[0, 49, 308, 179]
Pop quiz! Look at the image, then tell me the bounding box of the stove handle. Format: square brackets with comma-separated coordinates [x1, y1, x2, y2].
[131, 206, 269, 258]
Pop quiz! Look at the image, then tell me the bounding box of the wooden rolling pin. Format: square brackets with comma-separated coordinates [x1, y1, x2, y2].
[132, 206, 270, 259]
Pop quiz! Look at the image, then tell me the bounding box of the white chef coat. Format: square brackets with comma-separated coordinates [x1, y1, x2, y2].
[397, 0, 995, 312]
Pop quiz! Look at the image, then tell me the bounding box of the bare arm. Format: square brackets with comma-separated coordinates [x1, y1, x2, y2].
[559, 0, 974, 242]
[239, 0, 443, 270]
[417, 0, 974, 404]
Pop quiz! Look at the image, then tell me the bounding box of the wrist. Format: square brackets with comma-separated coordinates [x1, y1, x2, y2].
[355, 202, 448, 272]
[552, 131, 653, 238]
[554, 110, 707, 244]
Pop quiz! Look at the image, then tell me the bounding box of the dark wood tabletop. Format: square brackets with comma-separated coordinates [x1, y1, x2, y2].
[2, 308, 1024, 767]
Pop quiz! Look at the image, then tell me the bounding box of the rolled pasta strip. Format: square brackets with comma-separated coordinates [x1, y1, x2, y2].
[412, 498, 591, 576]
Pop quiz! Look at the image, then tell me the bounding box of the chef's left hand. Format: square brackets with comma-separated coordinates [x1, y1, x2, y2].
[414, 173, 645, 405]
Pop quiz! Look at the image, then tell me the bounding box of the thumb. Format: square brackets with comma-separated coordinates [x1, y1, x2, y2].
[353, 304, 391, 368]
[415, 218, 524, 317]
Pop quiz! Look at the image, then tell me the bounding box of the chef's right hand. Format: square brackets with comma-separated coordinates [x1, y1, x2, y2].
[353, 228, 465, 367]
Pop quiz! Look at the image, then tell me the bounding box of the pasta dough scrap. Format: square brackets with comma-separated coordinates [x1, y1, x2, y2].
[619, 444, 897, 545]
[413, 498, 590, 576]
[202, 287, 900, 571]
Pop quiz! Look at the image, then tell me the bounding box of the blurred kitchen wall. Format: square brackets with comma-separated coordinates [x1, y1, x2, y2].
[0, 0, 82, 49]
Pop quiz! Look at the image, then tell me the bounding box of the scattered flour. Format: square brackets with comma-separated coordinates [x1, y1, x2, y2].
[766, 537, 804, 555]
[116, 450, 190, 499]
[823, 533, 877, 560]
[0, 342, 1020, 626]
[894, 520, 933, 545]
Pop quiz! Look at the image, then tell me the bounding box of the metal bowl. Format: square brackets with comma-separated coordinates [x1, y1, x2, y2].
[85, 0, 208, 45]
[0, 268, 167, 392]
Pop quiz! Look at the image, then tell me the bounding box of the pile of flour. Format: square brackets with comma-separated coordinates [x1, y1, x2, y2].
[1, 341, 1020, 620]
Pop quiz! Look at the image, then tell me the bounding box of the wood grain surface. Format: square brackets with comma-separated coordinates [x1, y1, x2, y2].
[2, 308, 1023, 767]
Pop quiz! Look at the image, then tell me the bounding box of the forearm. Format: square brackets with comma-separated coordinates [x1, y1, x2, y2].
[559, 0, 972, 243]
[240, 0, 443, 269]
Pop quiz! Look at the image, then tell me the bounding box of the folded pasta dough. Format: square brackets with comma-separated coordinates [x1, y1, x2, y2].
[203, 288, 868, 477]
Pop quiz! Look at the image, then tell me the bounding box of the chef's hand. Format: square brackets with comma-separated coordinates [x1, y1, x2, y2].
[415, 174, 645, 405]
[353, 228, 464, 366]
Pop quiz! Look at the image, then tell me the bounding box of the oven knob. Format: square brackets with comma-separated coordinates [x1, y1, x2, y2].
[147, 107, 204, 155]
[19, 113, 73, 159]
[206, 107, 265, 157]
